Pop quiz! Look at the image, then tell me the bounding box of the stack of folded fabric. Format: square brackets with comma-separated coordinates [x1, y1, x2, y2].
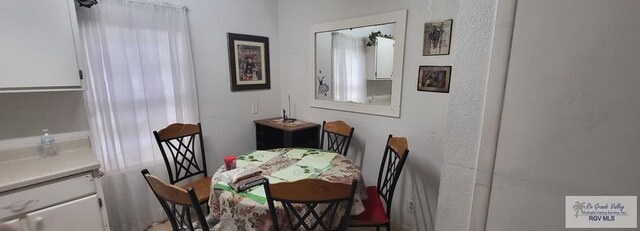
[220, 166, 266, 192]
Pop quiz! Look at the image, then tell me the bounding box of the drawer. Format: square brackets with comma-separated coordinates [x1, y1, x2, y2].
[0, 173, 96, 220]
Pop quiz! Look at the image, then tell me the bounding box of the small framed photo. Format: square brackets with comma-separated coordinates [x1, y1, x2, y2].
[227, 33, 271, 91]
[417, 66, 451, 93]
[423, 19, 453, 56]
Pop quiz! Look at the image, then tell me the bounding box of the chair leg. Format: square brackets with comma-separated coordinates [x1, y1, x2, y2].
[386, 223, 391, 231]
[376, 227, 380, 231]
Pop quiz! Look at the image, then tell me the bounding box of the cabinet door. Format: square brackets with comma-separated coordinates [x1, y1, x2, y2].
[375, 37, 395, 79]
[1, 218, 27, 231]
[25, 195, 104, 231]
[365, 45, 376, 80]
[0, 0, 81, 90]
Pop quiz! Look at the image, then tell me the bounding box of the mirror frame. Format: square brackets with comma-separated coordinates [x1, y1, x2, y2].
[309, 10, 407, 118]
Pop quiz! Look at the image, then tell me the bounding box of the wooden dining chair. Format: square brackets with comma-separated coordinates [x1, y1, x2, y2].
[349, 135, 409, 231]
[265, 179, 358, 231]
[141, 169, 210, 231]
[319, 120, 355, 156]
[153, 123, 211, 203]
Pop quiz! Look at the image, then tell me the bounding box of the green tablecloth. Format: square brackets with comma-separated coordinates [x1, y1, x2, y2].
[208, 148, 365, 231]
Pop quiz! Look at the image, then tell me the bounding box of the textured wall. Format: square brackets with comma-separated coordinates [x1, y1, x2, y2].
[434, 0, 498, 230]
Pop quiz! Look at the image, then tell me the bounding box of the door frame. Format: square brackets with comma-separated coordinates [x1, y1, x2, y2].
[469, 0, 519, 230]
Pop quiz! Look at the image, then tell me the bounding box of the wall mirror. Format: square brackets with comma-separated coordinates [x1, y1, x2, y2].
[310, 10, 406, 117]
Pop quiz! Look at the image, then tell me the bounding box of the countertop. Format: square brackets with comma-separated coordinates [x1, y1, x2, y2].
[0, 138, 101, 193]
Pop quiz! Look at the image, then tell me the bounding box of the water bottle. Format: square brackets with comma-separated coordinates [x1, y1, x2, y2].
[41, 129, 56, 157]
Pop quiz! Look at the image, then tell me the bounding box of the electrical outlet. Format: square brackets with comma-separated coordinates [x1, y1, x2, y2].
[251, 103, 258, 114]
[408, 199, 415, 213]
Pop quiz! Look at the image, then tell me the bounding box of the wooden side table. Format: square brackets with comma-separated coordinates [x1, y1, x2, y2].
[254, 117, 320, 150]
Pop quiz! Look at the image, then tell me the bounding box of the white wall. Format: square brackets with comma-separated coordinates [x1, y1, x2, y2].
[164, 0, 282, 173]
[315, 32, 332, 100]
[486, 0, 640, 230]
[277, 0, 459, 230]
[0, 91, 89, 140]
[367, 80, 391, 97]
[433, 0, 500, 229]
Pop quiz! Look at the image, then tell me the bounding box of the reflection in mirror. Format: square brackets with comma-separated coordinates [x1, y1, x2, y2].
[315, 23, 395, 105]
[309, 10, 406, 118]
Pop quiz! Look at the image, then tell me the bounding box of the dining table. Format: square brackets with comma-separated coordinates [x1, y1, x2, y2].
[208, 148, 366, 231]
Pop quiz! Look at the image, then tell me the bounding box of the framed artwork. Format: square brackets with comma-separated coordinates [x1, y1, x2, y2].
[417, 66, 451, 93]
[423, 19, 453, 56]
[227, 33, 271, 91]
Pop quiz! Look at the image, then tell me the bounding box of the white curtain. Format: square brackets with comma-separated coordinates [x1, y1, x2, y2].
[332, 33, 367, 103]
[77, 1, 199, 230]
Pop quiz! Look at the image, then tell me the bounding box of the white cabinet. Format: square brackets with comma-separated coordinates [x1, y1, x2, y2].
[26, 195, 104, 231]
[0, 173, 110, 231]
[375, 37, 394, 79]
[366, 37, 395, 80]
[0, 0, 83, 92]
[365, 46, 376, 79]
[1, 218, 27, 231]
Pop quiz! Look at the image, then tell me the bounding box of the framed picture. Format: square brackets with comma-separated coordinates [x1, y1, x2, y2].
[227, 33, 271, 91]
[417, 66, 451, 93]
[423, 19, 453, 56]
